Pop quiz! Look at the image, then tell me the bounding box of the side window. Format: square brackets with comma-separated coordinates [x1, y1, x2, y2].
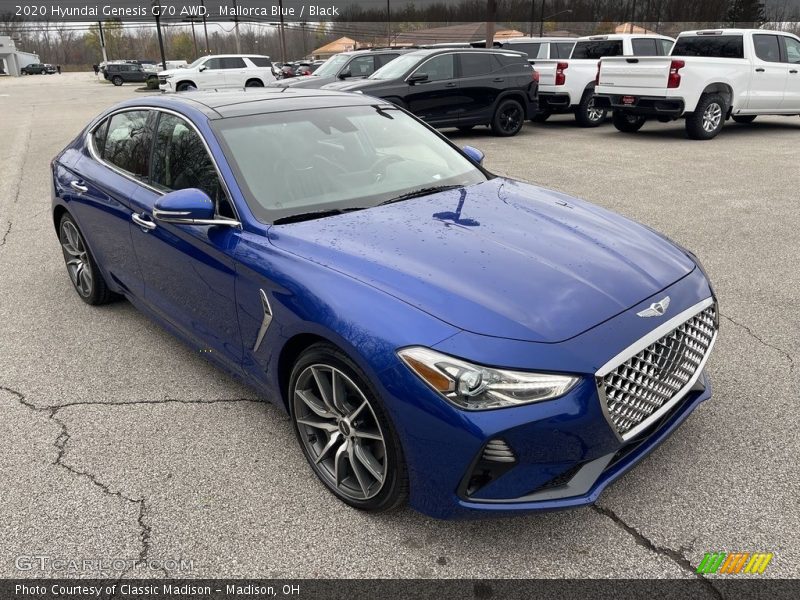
[103, 111, 152, 179]
[377, 53, 400, 67]
[91, 118, 109, 157]
[204, 58, 222, 70]
[221, 57, 246, 69]
[658, 39, 674, 55]
[782, 36, 800, 63]
[754, 34, 781, 62]
[247, 56, 272, 67]
[413, 54, 455, 82]
[347, 55, 376, 76]
[459, 53, 494, 77]
[151, 113, 223, 205]
[553, 43, 574, 59]
[632, 38, 658, 56]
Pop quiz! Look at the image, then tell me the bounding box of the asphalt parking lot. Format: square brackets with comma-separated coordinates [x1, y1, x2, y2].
[1, 73, 798, 583]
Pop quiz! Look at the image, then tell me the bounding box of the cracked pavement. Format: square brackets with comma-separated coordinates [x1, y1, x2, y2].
[0, 74, 797, 583]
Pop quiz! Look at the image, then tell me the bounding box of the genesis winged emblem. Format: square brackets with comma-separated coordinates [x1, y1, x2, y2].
[637, 296, 671, 318]
[252, 289, 273, 352]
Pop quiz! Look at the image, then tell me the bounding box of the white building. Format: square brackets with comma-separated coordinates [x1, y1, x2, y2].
[0, 35, 40, 76]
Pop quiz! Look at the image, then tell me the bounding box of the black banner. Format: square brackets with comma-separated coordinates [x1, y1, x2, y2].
[2, 0, 800, 24]
[2, 579, 800, 600]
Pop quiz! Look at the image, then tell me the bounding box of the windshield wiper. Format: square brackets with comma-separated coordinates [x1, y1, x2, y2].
[379, 184, 463, 206]
[273, 207, 366, 225]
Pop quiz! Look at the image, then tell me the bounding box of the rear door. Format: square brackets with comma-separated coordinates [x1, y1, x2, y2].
[749, 33, 787, 110]
[780, 35, 800, 110]
[405, 53, 461, 124]
[456, 52, 501, 124]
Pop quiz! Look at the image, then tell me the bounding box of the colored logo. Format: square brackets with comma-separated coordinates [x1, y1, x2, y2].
[696, 552, 773, 574]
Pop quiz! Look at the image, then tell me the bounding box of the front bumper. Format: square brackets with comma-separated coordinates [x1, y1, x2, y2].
[375, 267, 716, 519]
[158, 79, 174, 93]
[594, 94, 685, 118]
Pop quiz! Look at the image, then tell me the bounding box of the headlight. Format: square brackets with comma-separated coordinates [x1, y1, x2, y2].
[397, 347, 579, 411]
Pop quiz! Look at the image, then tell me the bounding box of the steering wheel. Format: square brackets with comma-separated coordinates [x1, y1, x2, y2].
[371, 154, 404, 182]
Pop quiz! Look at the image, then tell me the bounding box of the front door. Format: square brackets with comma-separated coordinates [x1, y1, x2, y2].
[198, 57, 227, 89]
[128, 111, 244, 369]
[405, 54, 461, 125]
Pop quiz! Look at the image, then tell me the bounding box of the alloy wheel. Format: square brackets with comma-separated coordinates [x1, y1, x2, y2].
[60, 220, 93, 297]
[587, 98, 604, 122]
[292, 364, 387, 501]
[499, 104, 523, 133]
[702, 102, 722, 132]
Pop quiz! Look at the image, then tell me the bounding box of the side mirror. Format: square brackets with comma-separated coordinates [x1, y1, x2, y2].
[153, 188, 222, 225]
[338, 69, 352, 79]
[407, 72, 429, 84]
[198, 65, 207, 72]
[462, 146, 484, 165]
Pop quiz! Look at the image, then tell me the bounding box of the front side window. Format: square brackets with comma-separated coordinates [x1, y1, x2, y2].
[204, 58, 222, 70]
[571, 40, 623, 59]
[212, 105, 486, 223]
[311, 53, 348, 77]
[783, 36, 800, 63]
[151, 113, 223, 203]
[347, 55, 376, 77]
[102, 111, 151, 178]
[412, 54, 455, 82]
[754, 34, 782, 62]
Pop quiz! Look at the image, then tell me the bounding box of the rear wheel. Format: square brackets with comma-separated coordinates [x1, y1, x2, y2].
[612, 110, 646, 133]
[245, 78, 264, 87]
[289, 343, 407, 512]
[59, 214, 116, 305]
[686, 93, 726, 140]
[491, 98, 525, 136]
[111, 76, 123, 86]
[732, 115, 756, 124]
[575, 92, 606, 127]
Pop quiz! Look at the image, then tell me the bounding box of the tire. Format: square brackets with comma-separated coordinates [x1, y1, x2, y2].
[732, 115, 756, 124]
[289, 342, 408, 512]
[58, 213, 116, 305]
[612, 110, 646, 133]
[685, 93, 726, 140]
[111, 76, 123, 86]
[531, 111, 551, 123]
[245, 79, 264, 87]
[491, 98, 525, 137]
[457, 125, 475, 132]
[176, 81, 196, 92]
[575, 91, 606, 127]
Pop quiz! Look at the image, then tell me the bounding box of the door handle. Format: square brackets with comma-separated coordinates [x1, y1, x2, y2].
[69, 180, 88, 194]
[132, 213, 157, 231]
[445, 82, 457, 88]
[790, 69, 799, 74]
[755, 68, 765, 72]
[493, 77, 505, 82]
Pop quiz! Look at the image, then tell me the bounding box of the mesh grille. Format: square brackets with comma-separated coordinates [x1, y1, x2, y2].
[600, 304, 717, 438]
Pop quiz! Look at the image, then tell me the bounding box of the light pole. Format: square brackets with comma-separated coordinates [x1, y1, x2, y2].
[150, 1, 166, 70]
[539, 8, 573, 37]
[201, 0, 209, 53]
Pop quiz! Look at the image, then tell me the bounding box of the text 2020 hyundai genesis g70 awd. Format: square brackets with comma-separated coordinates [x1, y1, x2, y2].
[51, 90, 717, 518]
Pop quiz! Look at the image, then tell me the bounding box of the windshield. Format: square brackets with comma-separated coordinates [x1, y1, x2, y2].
[311, 54, 348, 77]
[186, 56, 206, 69]
[368, 53, 422, 79]
[212, 105, 487, 223]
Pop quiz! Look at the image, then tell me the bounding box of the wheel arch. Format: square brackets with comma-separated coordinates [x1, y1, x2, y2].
[245, 77, 264, 87]
[698, 82, 734, 114]
[277, 332, 334, 412]
[176, 79, 196, 91]
[494, 90, 530, 117]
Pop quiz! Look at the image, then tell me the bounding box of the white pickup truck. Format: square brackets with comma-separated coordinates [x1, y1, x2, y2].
[532, 33, 675, 126]
[499, 36, 577, 62]
[595, 29, 800, 139]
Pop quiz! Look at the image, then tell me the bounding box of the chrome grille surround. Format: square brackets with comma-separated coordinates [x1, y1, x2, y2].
[596, 298, 718, 441]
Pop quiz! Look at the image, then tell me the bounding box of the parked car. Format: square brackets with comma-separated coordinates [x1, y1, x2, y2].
[322, 48, 538, 136]
[159, 54, 275, 92]
[500, 36, 577, 62]
[294, 63, 318, 76]
[594, 29, 800, 139]
[105, 63, 154, 86]
[51, 89, 718, 518]
[43, 64, 57, 74]
[278, 64, 297, 78]
[20, 63, 48, 75]
[268, 49, 410, 90]
[532, 33, 675, 126]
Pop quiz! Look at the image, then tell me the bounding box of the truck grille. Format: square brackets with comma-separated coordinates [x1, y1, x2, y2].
[599, 302, 717, 440]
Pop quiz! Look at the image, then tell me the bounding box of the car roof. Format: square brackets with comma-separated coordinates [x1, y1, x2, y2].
[402, 47, 527, 58]
[120, 89, 390, 120]
[503, 37, 578, 43]
[576, 33, 674, 41]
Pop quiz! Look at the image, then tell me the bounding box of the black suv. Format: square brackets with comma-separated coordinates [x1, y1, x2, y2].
[322, 48, 538, 136]
[21, 63, 48, 75]
[268, 49, 411, 90]
[104, 63, 153, 86]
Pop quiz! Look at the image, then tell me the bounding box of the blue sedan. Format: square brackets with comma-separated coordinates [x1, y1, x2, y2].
[51, 90, 718, 519]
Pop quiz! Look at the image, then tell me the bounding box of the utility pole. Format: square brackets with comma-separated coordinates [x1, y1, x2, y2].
[387, 0, 391, 46]
[232, 0, 241, 53]
[279, 0, 287, 62]
[201, 0, 210, 53]
[97, 21, 108, 64]
[539, 0, 546, 37]
[485, 0, 496, 48]
[189, 18, 198, 57]
[151, 1, 167, 69]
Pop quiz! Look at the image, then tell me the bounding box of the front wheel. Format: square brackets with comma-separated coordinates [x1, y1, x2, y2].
[111, 76, 123, 86]
[685, 93, 726, 140]
[732, 115, 756, 124]
[575, 93, 606, 127]
[176, 81, 196, 92]
[289, 343, 408, 512]
[491, 99, 525, 136]
[612, 110, 646, 133]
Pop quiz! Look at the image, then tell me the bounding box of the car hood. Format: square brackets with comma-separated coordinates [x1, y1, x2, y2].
[268, 75, 337, 88]
[160, 68, 193, 77]
[269, 179, 695, 343]
[321, 79, 382, 92]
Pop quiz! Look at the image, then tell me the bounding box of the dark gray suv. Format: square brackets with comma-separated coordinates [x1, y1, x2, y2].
[267, 49, 410, 90]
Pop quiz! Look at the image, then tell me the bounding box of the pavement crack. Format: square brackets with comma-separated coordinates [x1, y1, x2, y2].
[593, 504, 723, 599]
[0, 221, 11, 247]
[721, 312, 795, 372]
